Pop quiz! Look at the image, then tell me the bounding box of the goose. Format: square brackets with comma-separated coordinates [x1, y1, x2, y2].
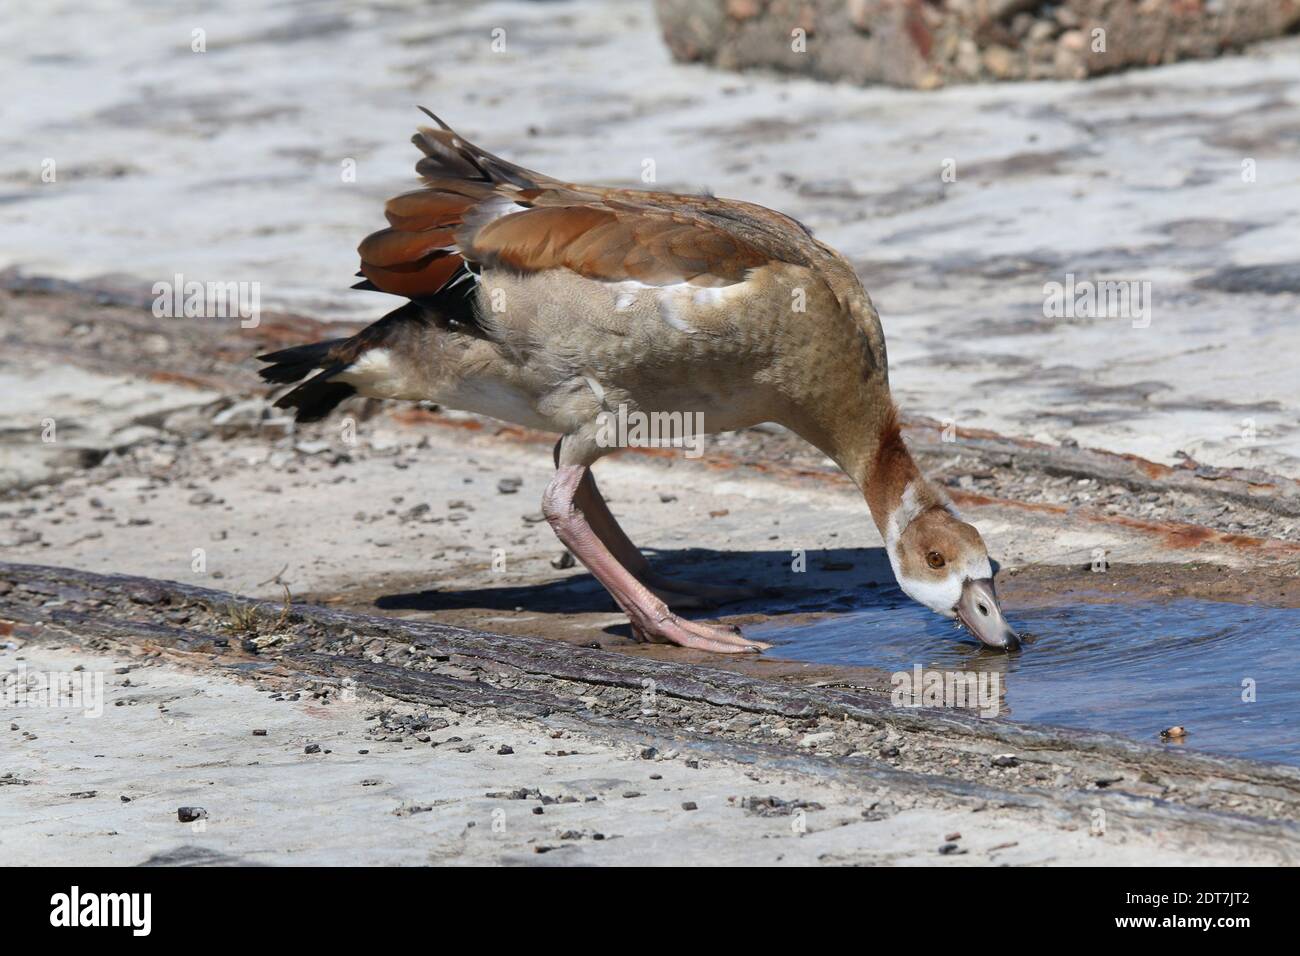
[258, 111, 1019, 654]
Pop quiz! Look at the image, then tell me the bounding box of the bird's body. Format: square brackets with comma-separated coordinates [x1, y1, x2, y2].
[260, 113, 1019, 653]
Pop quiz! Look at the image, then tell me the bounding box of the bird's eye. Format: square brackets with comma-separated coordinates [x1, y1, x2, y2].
[926, 551, 945, 569]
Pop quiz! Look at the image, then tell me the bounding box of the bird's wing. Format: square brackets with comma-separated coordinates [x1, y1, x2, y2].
[356, 113, 817, 301]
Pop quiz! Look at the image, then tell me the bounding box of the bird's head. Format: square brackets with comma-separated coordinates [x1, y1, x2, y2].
[887, 502, 1019, 651]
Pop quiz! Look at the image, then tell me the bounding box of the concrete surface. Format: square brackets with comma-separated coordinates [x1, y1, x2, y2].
[2, 0, 1298, 867]
[3, 0, 1299, 476]
[0, 643, 1268, 866]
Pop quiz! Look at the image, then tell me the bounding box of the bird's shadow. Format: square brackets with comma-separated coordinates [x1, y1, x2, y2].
[375, 545, 905, 617]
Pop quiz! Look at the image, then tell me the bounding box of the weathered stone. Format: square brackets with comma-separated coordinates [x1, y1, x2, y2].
[654, 0, 1300, 88]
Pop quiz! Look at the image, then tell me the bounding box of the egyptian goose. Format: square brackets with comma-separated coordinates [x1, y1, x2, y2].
[259, 111, 1019, 654]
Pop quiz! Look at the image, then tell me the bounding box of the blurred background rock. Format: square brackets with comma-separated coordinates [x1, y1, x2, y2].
[655, 0, 1300, 88]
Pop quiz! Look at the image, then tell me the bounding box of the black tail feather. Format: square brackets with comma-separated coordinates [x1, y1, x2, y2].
[272, 366, 357, 423]
[256, 302, 430, 423]
[256, 339, 348, 385]
[255, 338, 357, 422]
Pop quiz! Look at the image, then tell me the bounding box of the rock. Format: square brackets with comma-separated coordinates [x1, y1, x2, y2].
[177, 806, 208, 822]
[304, 743, 321, 754]
[497, 477, 523, 494]
[655, 0, 1300, 87]
[982, 45, 1017, 79]
[681, 801, 698, 811]
[991, 754, 1020, 768]
[550, 550, 575, 570]
[799, 731, 835, 748]
[725, 0, 760, 20]
[212, 399, 270, 432]
[739, 795, 824, 817]
[127, 584, 166, 605]
[110, 425, 163, 450]
[1058, 29, 1086, 52]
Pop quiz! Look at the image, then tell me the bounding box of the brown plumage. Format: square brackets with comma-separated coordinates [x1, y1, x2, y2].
[258, 110, 1019, 653]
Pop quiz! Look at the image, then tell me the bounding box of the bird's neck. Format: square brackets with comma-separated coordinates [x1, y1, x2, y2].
[823, 405, 940, 545]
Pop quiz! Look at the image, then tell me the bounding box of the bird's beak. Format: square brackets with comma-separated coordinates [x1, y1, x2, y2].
[956, 578, 1020, 651]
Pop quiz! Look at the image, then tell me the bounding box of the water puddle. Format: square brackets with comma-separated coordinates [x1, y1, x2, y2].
[750, 595, 1300, 766]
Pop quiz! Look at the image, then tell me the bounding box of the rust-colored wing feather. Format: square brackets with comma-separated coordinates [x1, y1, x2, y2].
[356, 111, 810, 301]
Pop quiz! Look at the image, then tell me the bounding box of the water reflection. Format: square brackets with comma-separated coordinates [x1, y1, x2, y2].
[750, 597, 1300, 765]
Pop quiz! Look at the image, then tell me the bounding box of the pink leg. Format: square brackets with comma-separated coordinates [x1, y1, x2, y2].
[574, 469, 764, 608]
[543, 463, 767, 654]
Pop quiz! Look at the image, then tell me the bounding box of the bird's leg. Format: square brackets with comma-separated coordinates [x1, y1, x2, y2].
[571, 471, 652, 577]
[543, 463, 768, 653]
[572, 469, 764, 608]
